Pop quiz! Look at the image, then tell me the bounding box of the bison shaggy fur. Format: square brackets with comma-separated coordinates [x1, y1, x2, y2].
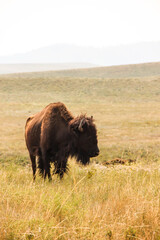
[25, 102, 99, 180]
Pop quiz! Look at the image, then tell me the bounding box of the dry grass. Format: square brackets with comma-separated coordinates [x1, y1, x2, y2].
[1, 64, 160, 239]
[1, 162, 160, 239]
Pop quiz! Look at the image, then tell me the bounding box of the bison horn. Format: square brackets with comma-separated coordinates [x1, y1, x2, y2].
[78, 118, 86, 132]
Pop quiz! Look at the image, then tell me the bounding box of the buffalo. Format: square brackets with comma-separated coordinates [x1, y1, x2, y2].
[25, 102, 99, 180]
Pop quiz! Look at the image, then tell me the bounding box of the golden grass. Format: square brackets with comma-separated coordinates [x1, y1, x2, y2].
[1, 162, 160, 239]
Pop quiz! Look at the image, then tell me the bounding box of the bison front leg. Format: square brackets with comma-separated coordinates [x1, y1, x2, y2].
[29, 153, 36, 181]
[53, 154, 68, 179]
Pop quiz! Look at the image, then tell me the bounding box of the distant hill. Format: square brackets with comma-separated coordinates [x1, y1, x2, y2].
[3, 61, 160, 79]
[46, 62, 160, 79]
[0, 63, 97, 75]
[1, 62, 160, 106]
[0, 42, 160, 66]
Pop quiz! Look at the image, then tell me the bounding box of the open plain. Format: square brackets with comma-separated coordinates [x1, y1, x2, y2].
[1, 62, 160, 239]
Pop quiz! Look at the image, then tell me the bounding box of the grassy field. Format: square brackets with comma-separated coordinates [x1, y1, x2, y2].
[1, 62, 160, 239]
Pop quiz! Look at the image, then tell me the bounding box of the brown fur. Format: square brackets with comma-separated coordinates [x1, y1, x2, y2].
[25, 102, 99, 180]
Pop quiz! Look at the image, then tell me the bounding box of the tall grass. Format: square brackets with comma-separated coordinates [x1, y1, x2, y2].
[1, 162, 160, 239]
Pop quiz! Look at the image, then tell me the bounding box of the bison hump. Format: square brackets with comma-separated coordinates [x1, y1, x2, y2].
[46, 102, 73, 123]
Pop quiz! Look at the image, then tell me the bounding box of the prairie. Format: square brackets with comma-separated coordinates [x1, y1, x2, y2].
[0, 62, 160, 239]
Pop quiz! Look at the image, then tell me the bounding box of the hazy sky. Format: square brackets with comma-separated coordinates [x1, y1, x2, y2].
[0, 0, 160, 56]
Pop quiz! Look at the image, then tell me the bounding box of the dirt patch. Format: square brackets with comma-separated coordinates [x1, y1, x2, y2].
[102, 158, 136, 166]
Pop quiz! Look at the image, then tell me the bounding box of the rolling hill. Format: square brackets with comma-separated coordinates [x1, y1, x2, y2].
[0, 63, 97, 75]
[36, 61, 160, 79]
[1, 61, 160, 79]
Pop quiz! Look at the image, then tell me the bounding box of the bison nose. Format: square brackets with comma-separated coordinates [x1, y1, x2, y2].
[95, 149, 99, 156]
[95, 147, 99, 156]
[90, 148, 99, 157]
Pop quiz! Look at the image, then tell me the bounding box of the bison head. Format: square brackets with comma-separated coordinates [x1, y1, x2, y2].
[70, 115, 99, 165]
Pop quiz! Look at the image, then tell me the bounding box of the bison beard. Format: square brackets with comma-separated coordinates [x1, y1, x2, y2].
[25, 102, 99, 180]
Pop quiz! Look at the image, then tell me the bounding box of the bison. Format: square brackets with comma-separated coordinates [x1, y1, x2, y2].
[25, 102, 99, 180]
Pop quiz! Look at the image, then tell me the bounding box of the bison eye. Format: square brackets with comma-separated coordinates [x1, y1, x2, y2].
[88, 136, 92, 140]
[88, 136, 96, 143]
[88, 136, 97, 145]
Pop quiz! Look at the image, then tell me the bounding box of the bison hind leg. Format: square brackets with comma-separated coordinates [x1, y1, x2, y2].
[29, 153, 36, 181]
[41, 150, 52, 181]
[37, 155, 44, 177]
